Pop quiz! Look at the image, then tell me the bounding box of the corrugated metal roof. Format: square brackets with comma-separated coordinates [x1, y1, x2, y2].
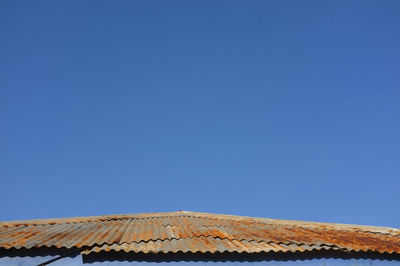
[0, 211, 399, 255]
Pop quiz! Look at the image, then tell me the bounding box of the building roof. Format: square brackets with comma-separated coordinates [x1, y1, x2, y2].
[0, 211, 399, 255]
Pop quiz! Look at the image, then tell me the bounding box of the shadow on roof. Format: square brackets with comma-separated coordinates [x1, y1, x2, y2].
[82, 250, 400, 263]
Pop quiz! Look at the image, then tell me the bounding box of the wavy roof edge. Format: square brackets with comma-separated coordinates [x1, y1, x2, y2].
[1, 211, 399, 235]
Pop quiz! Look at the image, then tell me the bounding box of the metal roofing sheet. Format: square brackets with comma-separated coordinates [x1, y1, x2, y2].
[0, 211, 399, 255]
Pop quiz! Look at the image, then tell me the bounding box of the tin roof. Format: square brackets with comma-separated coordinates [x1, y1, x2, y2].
[0, 211, 399, 255]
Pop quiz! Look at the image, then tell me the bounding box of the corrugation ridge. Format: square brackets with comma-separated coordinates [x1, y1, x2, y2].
[0, 225, 28, 238]
[88, 237, 303, 254]
[8, 212, 400, 235]
[293, 226, 400, 253]
[199, 222, 400, 242]
[151, 218, 162, 247]
[0, 216, 130, 227]
[0, 219, 135, 248]
[188, 224, 316, 245]
[137, 218, 149, 242]
[117, 218, 135, 245]
[80, 220, 122, 247]
[0, 224, 41, 244]
[203, 214, 400, 236]
[7, 239, 394, 256]
[256, 241, 283, 252]
[199, 235, 220, 253]
[6, 224, 398, 253]
[103, 218, 133, 245]
[32, 223, 87, 249]
[177, 216, 205, 239]
[226, 224, 290, 243]
[58, 222, 98, 249]
[69, 222, 107, 248]
[230, 225, 299, 244]
[90, 219, 133, 247]
[1, 212, 398, 237]
[117, 242, 128, 252]
[266, 222, 400, 237]
[192, 233, 214, 253]
[2, 212, 400, 254]
[176, 236, 191, 252]
[184, 234, 202, 253]
[24, 223, 77, 248]
[80, 219, 121, 248]
[73, 221, 114, 248]
[24, 223, 85, 249]
[0, 223, 59, 248]
[1, 229, 43, 249]
[153, 220, 400, 238]
[229, 239, 253, 253]
[110, 224, 400, 252]
[85, 237, 313, 254]
[133, 239, 153, 253]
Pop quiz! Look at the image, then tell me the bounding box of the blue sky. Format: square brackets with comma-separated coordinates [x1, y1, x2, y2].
[1, 1, 399, 227]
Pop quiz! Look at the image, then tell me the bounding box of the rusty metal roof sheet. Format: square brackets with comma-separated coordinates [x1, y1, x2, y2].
[0, 211, 399, 255]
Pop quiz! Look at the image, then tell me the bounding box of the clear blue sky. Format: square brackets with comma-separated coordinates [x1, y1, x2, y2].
[1, 1, 399, 227]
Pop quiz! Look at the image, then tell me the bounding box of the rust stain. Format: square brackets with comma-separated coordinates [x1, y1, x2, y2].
[0, 211, 399, 255]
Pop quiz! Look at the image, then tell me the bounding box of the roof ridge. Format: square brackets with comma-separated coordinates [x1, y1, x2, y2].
[0, 211, 186, 226]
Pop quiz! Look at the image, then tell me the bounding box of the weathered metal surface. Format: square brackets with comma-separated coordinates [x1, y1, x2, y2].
[83, 237, 338, 254]
[0, 211, 399, 255]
